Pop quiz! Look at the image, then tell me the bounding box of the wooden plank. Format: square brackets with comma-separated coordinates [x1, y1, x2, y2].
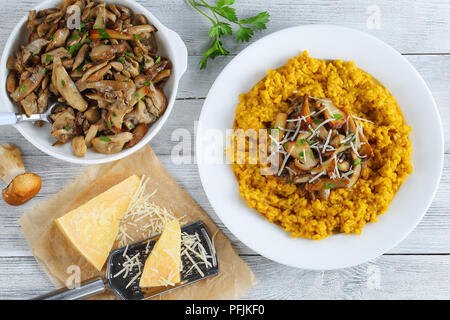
[1, 0, 449, 54]
[0, 152, 449, 256]
[3, 254, 450, 299]
[2, 52, 450, 155]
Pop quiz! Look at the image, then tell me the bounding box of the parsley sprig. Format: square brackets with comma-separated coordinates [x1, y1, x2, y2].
[186, 0, 270, 69]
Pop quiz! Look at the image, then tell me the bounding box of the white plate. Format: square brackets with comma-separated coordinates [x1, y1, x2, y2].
[196, 25, 444, 270]
[0, 0, 187, 165]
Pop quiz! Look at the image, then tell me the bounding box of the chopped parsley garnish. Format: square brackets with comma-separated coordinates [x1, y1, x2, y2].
[155, 56, 161, 64]
[134, 34, 141, 41]
[95, 28, 111, 39]
[107, 121, 112, 128]
[297, 139, 306, 146]
[72, 34, 80, 41]
[61, 80, 66, 86]
[40, 67, 46, 74]
[68, 43, 82, 55]
[333, 114, 343, 120]
[124, 52, 134, 58]
[64, 126, 71, 131]
[49, 35, 55, 40]
[45, 55, 53, 64]
[100, 136, 111, 142]
[299, 151, 305, 161]
[353, 158, 362, 166]
[313, 118, 321, 124]
[143, 81, 151, 86]
[84, 38, 91, 44]
[118, 55, 125, 64]
[325, 183, 336, 189]
[19, 85, 26, 93]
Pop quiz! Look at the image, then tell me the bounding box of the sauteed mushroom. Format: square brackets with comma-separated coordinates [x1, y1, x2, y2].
[269, 95, 373, 200]
[7, 0, 172, 156]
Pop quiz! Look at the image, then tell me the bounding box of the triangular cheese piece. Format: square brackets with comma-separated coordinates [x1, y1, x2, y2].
[139, 220, 181, 287]
[55, 175, 140, 271]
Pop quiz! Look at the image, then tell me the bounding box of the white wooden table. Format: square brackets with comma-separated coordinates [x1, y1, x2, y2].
[0, 0, 449, 299]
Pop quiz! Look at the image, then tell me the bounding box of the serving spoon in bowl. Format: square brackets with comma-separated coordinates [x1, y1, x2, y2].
[0, 102, 59, 126]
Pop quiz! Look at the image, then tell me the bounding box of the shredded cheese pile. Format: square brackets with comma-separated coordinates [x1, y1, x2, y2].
[116, 176, 184, 248]
[181, 232, 213, 278]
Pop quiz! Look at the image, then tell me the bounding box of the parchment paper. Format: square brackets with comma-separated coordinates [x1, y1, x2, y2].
[19, 145, 257, 300]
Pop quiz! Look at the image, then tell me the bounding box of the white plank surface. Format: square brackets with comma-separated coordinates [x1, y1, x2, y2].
[0, 0, 449, 299]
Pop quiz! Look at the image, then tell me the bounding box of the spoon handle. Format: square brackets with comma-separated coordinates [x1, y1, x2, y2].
[0, 113, 17, 126]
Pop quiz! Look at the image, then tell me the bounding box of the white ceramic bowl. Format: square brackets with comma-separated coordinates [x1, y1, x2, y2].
[197, 25, 444, 270]
[0, 0, 187, 164]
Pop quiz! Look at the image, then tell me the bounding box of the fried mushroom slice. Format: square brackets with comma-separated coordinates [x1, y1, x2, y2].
[147, 85, 167, 117]
[71, 136, 87, 157]
[52, 56, 88, 112]
[50, 109, 75, 144]
[10, 66, 46, 102]
[72, 44, 89, 71]
[89, 43, 127, 62]
[124, 124, 149, 149]
[20, 92, 38, 117]
[6, 72, 17, 94]
[91, 132, 133, 154]
[46, 28, 70, 51]
[135, 99, 156, 124]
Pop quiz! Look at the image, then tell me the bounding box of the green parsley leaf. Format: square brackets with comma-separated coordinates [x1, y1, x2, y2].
[45, 55, 53, 64]
[155, 56, 161, 64]
[333, 113, 343, 120]
[353, 158, 362, 166]
[239, 11, 270, 31]
[216, 0, 235, 7]
[186, 0, 270, 69]
[134, 34, 141, 41]
[49, 35, 55, 40]
[325, 183, 336, 189]
[235, 26, 253, 42]
[40, 68, 46, 74]
[209, 22, 232, 38]
[143, 81, 151, 86]
[124, 52, 134, 58]
[107, 121, 112, 128]
[72, 34, 81, 41]
[100, 136, 111, 142]
[313, 119, 322, 124]
[64, 126, 71, 131]
[61, 80, 66, 86]
[215, 5, 238, 22]
[68, 43, 82, 56]
[297, 139, 306, 146]
[19, 85, 26, 93]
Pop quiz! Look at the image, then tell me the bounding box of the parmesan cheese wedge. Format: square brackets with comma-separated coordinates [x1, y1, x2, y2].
[139, 220, 181, 288]
[55, 175, 140, 271]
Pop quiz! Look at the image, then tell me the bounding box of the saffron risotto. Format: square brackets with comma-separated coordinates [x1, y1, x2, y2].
[231, 51, 412, 240]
